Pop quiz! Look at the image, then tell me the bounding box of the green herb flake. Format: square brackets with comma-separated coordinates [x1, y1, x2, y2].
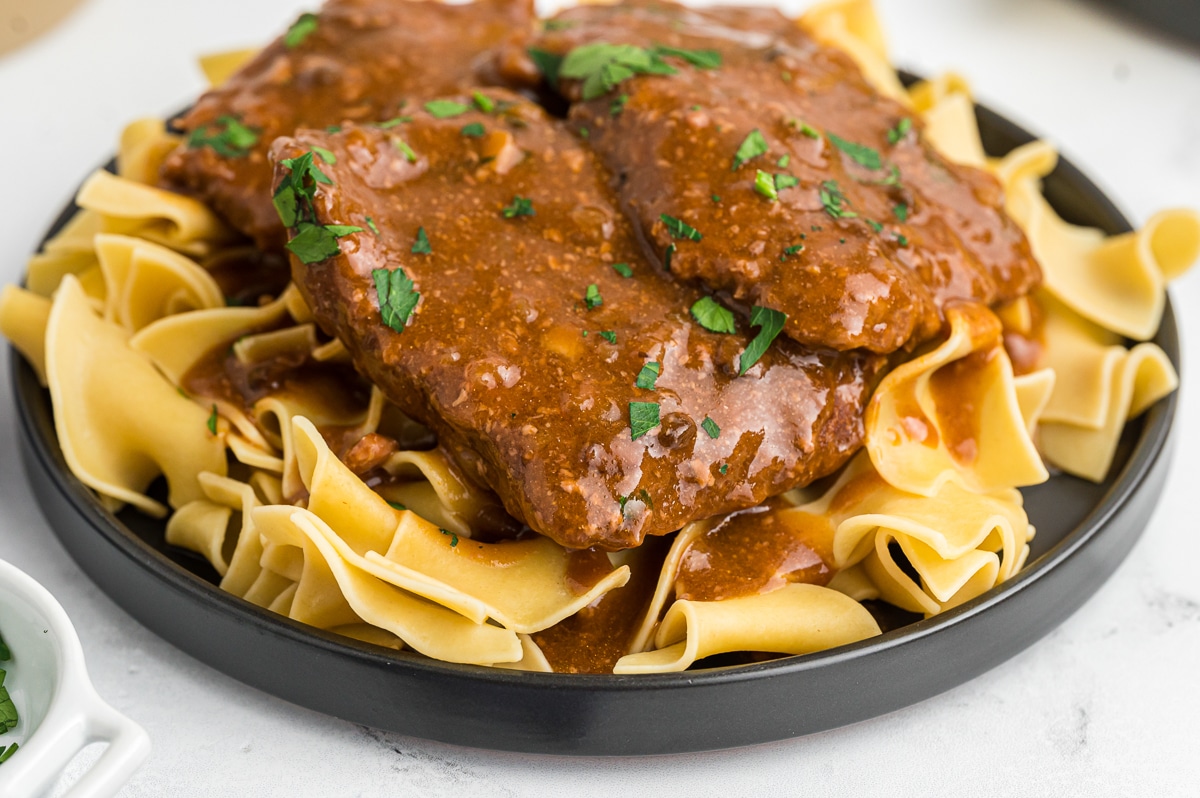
[777, 154, 790, 168]
[392, 138, 418, 163]
[701, 416, 720, 439]
[312, 145, 336, 165]
[598, 330, 617, 343]
[690, 295, 736, 333]
[461, 122, 486, 138]
[0, 744, 17, 763]
[664, 243, 676, 271]
[739, 305, 788, 375]
[584, 283, 603, 309]
[365, 216, 380, 235]
[887, 117, 913, 145]
[543, 19, 573, 31]
[711, 194, 721, 203]
[0, 631, 11, 661]
[326, 125, 342, 133]
[652, 44, 722, 69]
[897, 234, 910, 247]
[629, 401, 661, 440]
[377, 116, 412, 129]
[754, 169, 778, 201]
[558, 42, 700, 101]
[774, 174, 799, 191]
[286, 223, 362, 264]
[732, 128, 769, 170]
[284, 12, 319, 49]
[893, 202, 909, 222]
[819, 180, 857, 219]
[207, 405, 219, 436]
[781, 243, 804, 261]
[411, 226, 432, 255]
[719, 463, 729, 475]
[635, 361, 661, 390]
[472, 91, 496, 113]
[610, 93, 629, 116]
[387, 501, 407, 511]
[827, 132, 883, 170]
[867, 164, 902, 187]
[187, 115, 259, 158]
[527, 48, 564, 87]
[424, 99, 470, 119]
[866, 219, 883, 233]
[372, 267, 421, 333]
[612, 262, 633, 278]
[440, 528, 459, 547]
[661, 214, 702, 241]
[502, 195, 535, 219]
[579, 126, 590, 139]
[781, 70, 793, 82]
[789, 118, 820, 139]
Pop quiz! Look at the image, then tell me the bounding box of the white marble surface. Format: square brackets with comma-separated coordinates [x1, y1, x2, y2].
[1, 0, 1199, 794]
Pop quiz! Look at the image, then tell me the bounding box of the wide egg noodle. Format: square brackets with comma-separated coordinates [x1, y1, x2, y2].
[251, 505, 523, 666]
[376, 448, 507, 539]
[94, 233, 224, 331]
[293, 417, 632, 634]
[865, 302, 1049, 497]
[0, 286, 52, 384]
[44, 275, 228, 516]
[75, 169, 236, 257]
[612, 583, 881, 674]
[118, 118, 184, 186]
[165, 496, 235, 576]
[799, 0, 908, 103]
[906, 73, 986, 168]
[198, 48, 258, 89]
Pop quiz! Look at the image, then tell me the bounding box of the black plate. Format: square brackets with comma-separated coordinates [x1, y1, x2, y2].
[10, 98, 1179, 756]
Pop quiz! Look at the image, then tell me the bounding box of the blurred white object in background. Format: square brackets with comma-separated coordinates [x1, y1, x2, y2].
[0, 0, 86, 58]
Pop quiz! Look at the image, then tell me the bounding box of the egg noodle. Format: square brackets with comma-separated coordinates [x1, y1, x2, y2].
[1, 0, 1196, 672]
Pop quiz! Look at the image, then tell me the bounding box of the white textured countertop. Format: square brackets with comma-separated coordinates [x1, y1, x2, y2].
[1, 0, 1198, 794]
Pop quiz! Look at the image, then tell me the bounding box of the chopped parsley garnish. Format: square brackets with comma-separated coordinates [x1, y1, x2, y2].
[287, 223, 363, 264]
[585, 283, 603, 309]
[754, 169, 778, 201]
[652, 44, 722, 69]
[739, 305, 788, 375]
[701, 416, 720, 439]
[365, 216, 380, 235]
[472, 91, 496, 113]
[424, 99, 470, 119]
[598, 330, 617, 343]
[502, 195, 535, 218]
[711, 194, 721, 203]
[0, 744, 16, 764]
[377, 117, 411, 129]
[827, 132, 883, 170]
[777, 155, 790, 168]
[273, 151, 331, 228]
[411, 227, 431, 254]
[387, 501, 407, 511]
[579, 126, 590, 139]
[789, 118, 820, 139]
[187, 115, 259, 158]
[312, 146, 336, 165]
[461, 122, 486, 138]
[326, 125, 342, 133]
[0, 632, 17, 751]
[284, 12, 318, 49]
[636, 361, 661, 390]
[691, 296, 736, 333]
[440, 528, 459, 547]
[612, 262, 633, 278]
[372, 267, 420, 333]
[819, 180, 857, 219]
[661, 214, 702, 241]
[775, 174, 799, 190]
[610, 93, 629, 116]
[207, 405, 219, 435]
[866, 165, 902, 186]
[887, 117, 913, 145]
[543, 19, 573, 31]
[719, 463, 729, 475]
[893, 202, 909, 222]
[732, 129, 769, 170]
[527, 48, 564, 87]
[781, 243, 804, 261]
[897, 234, 910, 247]
[866, 219, 883, 233]
[664, 243, 676, 271]
[629, 401, 661, 440]
[392, 138, 417, 163]
[559, 43, 673, 100]
[780, 70, 793, 82]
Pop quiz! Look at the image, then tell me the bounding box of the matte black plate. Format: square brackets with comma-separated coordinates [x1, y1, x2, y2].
[10, 97, 1179, 756]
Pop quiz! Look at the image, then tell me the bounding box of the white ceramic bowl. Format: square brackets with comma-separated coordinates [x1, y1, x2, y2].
[0, 558, 149, 798]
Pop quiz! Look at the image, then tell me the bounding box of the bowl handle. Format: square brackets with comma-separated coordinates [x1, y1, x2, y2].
[64, 693, 151, 798]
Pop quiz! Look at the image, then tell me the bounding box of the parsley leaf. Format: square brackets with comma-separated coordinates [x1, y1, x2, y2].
[629, 401, 660, 440]
[527, 48, 564, 87]
[502, 196, 535, 218]
[777, 154, 790, 168]
[827, 132, 883, 170]
[207, 405, 218, 436]
[284, 12, 318, 49]
[598, 330, 617, 343]
[636, 361, 661, 390]
[585, 283, 603, 309]
[461, 122, 486, 138]
[781, 243, 804, 261]
[411, 227, 431, 254]
[424, 100, 470, 119]
[612, 262, 633, 278]
[365, 216, 379, 235]
[719, 463, 729, 475]
[661, 214, 702, 241]
[610, 93, 629, 116]
[377, 117, 411, 129]
[789, 119, 820, 139]
[372, 267, 420, 333]
[188, 115, 259, 158]
[664, 243, 676, 271]
[440, 528, 459, 547]
[739, 306, 788, 375]
[387, 501, 407, 511]
[691, 296, 735, 333]
[312, 145, 336, 165]
[701, 416, 720, 439]
[652, 44, 721, 69]
[754, 169, 778, 201]
[732, 128, 768, 170]
[774, 174, 799, 191]
[819, 180, 857, 219]
[866, 219, 883, 233]
[893, 202, 909, 222]
[559, 42, 677, 101]
[472, 91, 495, 113]
[887, 117, 913, 144]
[286, 222, 362, 264]
[392, 138, 417, 163]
